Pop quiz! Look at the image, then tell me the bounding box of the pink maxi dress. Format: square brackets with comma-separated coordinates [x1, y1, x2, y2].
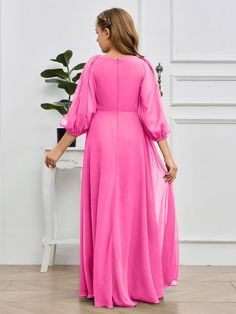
[60, 53, 179, 308]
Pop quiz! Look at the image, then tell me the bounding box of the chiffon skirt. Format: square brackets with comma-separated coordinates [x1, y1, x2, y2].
[79, 110, 179, 308]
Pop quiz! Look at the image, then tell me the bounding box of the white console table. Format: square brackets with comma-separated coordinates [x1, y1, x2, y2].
[41, 147, 84, 272]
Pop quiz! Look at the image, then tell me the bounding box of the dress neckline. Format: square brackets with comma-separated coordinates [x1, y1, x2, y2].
[101, 54, 137, 60]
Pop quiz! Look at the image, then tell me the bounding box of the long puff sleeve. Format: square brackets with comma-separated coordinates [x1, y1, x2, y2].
[60, 54, 100, 137]
[138, 57, 171, 142]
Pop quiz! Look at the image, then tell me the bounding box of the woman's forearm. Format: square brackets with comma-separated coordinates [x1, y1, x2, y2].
[156, 138, 173, 160]
[55, 131, 77, 153]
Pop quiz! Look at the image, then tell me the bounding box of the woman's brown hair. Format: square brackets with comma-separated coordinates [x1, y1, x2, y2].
[96, 8, 144, 57]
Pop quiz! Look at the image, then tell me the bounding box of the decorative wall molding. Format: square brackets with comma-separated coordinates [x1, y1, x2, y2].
[168, 115, 236, 158]
[171, 117, 236, 124]
[180, 239, 236, 244]
[169, 116, 236, 245]
[170, 0, 236, 63]
[138, 0, 143, 51]
[170, 75, 236, 106]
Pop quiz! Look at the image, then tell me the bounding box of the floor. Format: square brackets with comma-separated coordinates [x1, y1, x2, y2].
[0, 265, 236, 313]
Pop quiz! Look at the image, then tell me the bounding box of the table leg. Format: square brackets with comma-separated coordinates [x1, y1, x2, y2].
[41, 165, 56, 272]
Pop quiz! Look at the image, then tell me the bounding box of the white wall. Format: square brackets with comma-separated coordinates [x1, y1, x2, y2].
[143, 0, 236, 265]
[1, 0, 236, 265]
[0, 0, 139, 264]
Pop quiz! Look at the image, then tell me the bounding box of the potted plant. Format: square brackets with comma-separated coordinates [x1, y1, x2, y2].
[40, 50, 85, 147]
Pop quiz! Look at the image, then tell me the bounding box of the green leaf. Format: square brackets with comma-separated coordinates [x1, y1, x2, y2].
[40, 68, 69, 79]
[59, 99, 72, 105]
[57, 81, 77, 95]
[41, 103, 68, 115]
[44, 78, 66, 84]
[53, 100, 72, 111]
[50, 50, 73, 67]
[71, 62, 85, 71]
[72, 72, 81, 82]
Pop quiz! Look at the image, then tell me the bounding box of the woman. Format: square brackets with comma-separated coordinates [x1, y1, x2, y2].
[45, 7, 179, 309]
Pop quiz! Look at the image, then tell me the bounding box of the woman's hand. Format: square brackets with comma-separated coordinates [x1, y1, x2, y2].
[163, 157, 178, 183]
[45, 147, 64, 168]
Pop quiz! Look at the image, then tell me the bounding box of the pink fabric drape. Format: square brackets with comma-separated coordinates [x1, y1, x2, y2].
[59, 54, 179, 308]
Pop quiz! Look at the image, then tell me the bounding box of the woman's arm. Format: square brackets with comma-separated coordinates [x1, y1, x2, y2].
[156, 138, 172, 160]
[44, 132, 76, 168]
[56, 131, 76, 153]
[156, 138, 178, 183]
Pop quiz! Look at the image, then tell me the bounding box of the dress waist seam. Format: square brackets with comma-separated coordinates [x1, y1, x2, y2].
[96, 109, 138, 112]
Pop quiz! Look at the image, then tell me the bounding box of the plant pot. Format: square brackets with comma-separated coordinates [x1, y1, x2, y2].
[57, 128, 76, 147]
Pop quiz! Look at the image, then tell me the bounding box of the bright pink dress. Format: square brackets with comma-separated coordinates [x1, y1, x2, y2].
[60, 54, 179, 308]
